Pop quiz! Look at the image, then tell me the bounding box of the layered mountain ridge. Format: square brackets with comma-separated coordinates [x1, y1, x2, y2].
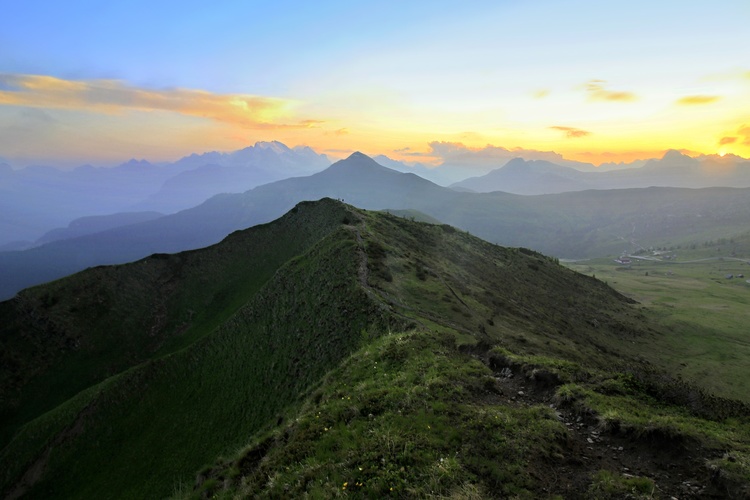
[3, 152, 750, 301]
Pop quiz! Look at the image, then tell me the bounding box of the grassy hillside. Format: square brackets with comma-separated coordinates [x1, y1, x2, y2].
[2, 199, 749, 498]
[0, 199, 352, 447]
[190, 330, 750, 498]
[1, 203, 404, 498]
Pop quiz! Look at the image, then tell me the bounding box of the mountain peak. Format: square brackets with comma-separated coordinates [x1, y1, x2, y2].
[661, 149, 692, 162]
[324, 152, 384, 173]
[254, 141, 292, 153]
[502, 157, 529, 169]
[121, 158, 152, 167]
[346, 151, 371, 161]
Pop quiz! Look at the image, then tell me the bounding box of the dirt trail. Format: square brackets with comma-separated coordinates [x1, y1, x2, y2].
[469, 351, 735, 498]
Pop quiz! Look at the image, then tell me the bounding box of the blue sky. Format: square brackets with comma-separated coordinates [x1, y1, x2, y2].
[1, 0, 749, 166]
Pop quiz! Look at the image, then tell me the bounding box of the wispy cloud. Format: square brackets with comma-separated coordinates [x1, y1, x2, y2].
[549, 126, 591, 138]
[740, 125, 750, 146]
[297, 119, 324, 128]
[426, 141, 572, 166]
[583, 79, 636, 102]
[532, 89, 550, 99]
[0, 73, 319, 129]
[676, 95, 721, 105]
[720, 125, 750, 147]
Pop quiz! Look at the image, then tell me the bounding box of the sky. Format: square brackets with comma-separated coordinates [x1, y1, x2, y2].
[1, 0, 749, 168]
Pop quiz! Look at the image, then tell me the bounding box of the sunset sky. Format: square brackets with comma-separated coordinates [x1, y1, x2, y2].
[1, 0, 749, 167]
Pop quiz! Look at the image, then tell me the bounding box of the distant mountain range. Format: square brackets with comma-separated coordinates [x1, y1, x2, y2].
[4, 140, 750, 249]
[0, 141, 330, 247]
[133, 141, 330, 213]
[451, 150, 750, 194]
[3, 152, 750, 300]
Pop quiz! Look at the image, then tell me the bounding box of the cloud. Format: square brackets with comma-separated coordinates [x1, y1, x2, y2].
[532, 89, 550, 99]
[426, 141, 576, 167]
[334, 127, 349, 136]
[298, 119, 324, 128]
[549, 126, 591, 139]
[393, 147, 412, 153]
[719, 136, 737, 145]
[583, 80, 637, 102]
[0, 73, 320, 130]
[740, 125, 750, 146]
[676, 95, 721, 105]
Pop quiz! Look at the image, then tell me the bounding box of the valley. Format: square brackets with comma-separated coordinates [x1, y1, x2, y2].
[566, 252, 750, 403]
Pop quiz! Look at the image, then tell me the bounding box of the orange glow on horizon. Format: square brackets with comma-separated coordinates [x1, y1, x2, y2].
[1, 73, 748, 168]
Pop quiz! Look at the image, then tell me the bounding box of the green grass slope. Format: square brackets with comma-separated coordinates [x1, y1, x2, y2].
[3, 200, 749, 498]
[192, 330, 750, 498]
[1, 203, 405, 498]
[188, 209, 750, 498]
[0, 199, 353, 446]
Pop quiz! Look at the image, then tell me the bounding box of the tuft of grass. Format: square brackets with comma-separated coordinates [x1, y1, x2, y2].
[587, 469, 656, 499]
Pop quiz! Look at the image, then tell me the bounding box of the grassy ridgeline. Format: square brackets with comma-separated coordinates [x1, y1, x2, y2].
[0, 199, 352, 447]
[3, 200, 749, 498]
[1, 220, 403, 498]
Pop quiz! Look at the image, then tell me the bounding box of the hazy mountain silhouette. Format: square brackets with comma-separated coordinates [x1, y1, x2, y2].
[451, 158, 590, 194]
[371, 154, 448, 184]
[0, 142, 330, 246]
[3, 152, 750, 300]
[0, 153, 449, 299]
[134, 141, 330, 212]
[451, 150, 750, 194]
[35, 212, 165, 246]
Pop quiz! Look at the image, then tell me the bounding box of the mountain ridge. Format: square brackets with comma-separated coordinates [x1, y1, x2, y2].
[2, 199, 748, 498]
[4, 153, 750, 301]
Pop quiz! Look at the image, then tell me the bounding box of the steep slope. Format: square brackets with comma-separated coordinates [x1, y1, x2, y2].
[3, 200, 748, 498]
[196, 330, 750, 498]
[0, 199, 353, 446]
[188, 209, 750, 498]
[1, 200, 405, 498]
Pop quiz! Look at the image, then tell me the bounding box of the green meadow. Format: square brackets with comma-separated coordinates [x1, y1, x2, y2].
[566, 248, 750, 402]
